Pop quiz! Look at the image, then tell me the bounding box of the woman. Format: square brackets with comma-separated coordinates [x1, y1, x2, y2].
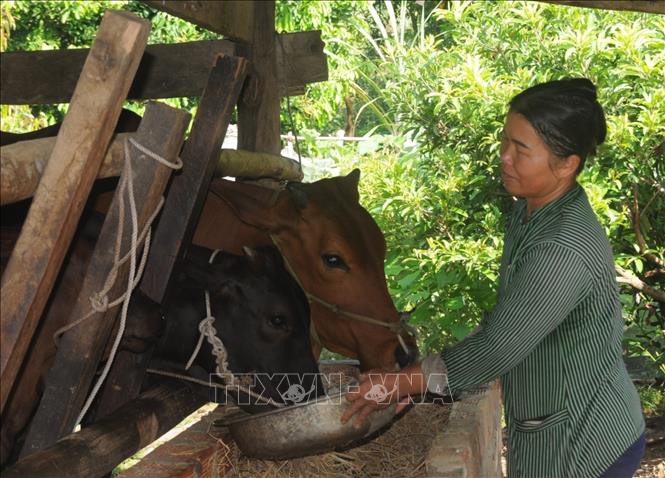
[342, 79, 645, 477]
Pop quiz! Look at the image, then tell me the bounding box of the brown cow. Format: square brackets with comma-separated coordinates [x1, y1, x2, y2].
[193, 170, 419, 372]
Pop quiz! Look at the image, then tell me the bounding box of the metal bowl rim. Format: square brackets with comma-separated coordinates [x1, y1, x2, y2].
[219, 388, 352, 426]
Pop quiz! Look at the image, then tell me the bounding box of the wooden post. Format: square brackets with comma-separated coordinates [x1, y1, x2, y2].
[237, 0, 281, 155]
[140, 54, 249, 304]
[21, 103, 190, 455]
[3, 383, 206, 478]
[0, 10, 150, 414]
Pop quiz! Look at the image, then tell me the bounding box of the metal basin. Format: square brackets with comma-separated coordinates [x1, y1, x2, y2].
[217, 361, 397, 459]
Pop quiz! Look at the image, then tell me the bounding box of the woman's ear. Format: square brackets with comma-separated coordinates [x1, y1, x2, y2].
[556, 154, 582, 179]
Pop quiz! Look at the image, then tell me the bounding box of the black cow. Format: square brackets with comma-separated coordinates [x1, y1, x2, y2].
[152, 244, 324, 412]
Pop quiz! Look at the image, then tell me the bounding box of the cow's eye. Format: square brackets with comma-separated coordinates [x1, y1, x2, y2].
[322, 254, 349, 271]
[269, 315, 287, 328]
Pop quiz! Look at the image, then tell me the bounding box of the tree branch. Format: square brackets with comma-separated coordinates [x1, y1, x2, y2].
[615, 265, 665, 303]
[631, 185, 664, 269]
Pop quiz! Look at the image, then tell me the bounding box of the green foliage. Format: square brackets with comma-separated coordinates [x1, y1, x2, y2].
[638, 384, 665, 417]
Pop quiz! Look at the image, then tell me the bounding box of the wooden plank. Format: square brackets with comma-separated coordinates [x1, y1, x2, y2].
[117, 406, 231, 478]
[537, 0, 665, 14]
[276, 30, 327, 97]
[142, 0, 253, 42]
[0, 32, 326, 105]
[0, 10, 150, 414]
[140, 54, 249, 305]
[91, 343, 154, 420]
[3, 383, 206, 478]
[237, 0, 281, 155]
[1, 40, 235, 105]
[20, 102, 190, 455]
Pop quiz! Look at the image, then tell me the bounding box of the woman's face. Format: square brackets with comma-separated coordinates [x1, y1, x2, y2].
[499, 111, 575, 212]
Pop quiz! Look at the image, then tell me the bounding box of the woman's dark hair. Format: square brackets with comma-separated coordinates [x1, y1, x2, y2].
[509, 78, 606, 174]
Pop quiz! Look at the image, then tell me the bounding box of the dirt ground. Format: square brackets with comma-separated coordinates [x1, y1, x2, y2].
[501, 414, 664, 478]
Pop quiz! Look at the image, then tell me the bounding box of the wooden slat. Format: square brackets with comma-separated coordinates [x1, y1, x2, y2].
[537, 0, 665, 14]
[237, 0, 281, 155]
[0, 40, 235, 105]
[0, 10, 150, 414]
[20, 102, 190, 455]
[142, 0, 254, 42]
[117, 405, 230, 478]
[140, 54, 249, 304]
[91, 339, 154, 420]
[3, 383, 206, 478]
[89, 289, 162, 421]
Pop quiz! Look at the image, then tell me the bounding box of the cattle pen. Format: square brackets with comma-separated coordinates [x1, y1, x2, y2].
[1, 1, 662, 477]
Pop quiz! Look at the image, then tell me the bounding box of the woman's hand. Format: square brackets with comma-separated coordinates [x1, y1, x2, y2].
[341, 363, 426, 428]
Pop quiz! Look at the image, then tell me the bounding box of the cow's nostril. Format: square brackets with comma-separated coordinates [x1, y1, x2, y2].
[395, 342, 419, 368]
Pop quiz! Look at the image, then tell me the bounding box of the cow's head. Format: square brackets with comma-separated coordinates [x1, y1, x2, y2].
[210, 170, 419, 372]
[168, 245, 323, 412]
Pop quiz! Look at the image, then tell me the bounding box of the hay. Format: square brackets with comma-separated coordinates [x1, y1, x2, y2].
[220, 402, 451, 477]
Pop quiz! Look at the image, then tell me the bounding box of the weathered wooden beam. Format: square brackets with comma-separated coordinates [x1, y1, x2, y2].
[3, 383, 206, 478]
[0, 132, 132, 205]
[140, 54, 249, 305]
[237, 0, 281, 155]
[216, 149, 303, 181]
[116, 405, 230, 478]
[0, 137, 303, 206]
[20, 102, 190, 455]
[142, 0, 253, 42]
[537, 0, 665, 14]
[277, 30, 327, 97]
[1, 40, 234, 105]
[1, 32, 326, 105]
[0, 10, 150, 414]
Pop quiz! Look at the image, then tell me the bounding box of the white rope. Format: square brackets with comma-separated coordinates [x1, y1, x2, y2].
[128, 137, 183, 170]
[69, 138, 181, 430]
[185, 249, 221, 370]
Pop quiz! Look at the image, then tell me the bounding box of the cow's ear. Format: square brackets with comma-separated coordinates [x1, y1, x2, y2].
[340, 169, 361, 203]
[209, 178, 299, 231]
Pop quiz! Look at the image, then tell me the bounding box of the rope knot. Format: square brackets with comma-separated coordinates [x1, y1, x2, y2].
[90, 292, 109, 312]
[198, 316, 216, 334]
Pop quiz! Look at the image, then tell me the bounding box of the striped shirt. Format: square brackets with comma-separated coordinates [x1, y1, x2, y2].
[438, 184, 645, 477]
